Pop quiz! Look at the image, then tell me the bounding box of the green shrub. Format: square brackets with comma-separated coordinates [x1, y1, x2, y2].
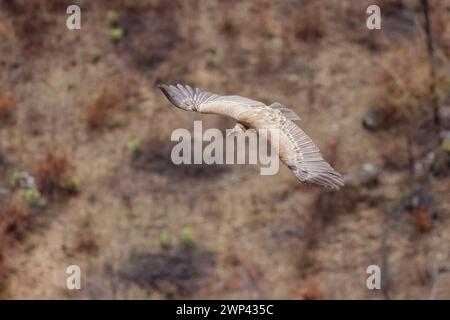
[159, 231, 172, 250]
[90, 47, 102, 63]
[441, 139, 450, 154]
[10, 171, 20, 187]
[66, 177, 80, 194]
[181, 227, 194, 247]
[106, 10, 119, 25]
[108, 27, 123, 41]
[21, 188, 41, 206]
[127, 138, 141, 154]
[206, 51, 218, 67]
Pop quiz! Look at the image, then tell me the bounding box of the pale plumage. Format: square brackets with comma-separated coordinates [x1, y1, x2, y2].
[159, 84, 344, 189]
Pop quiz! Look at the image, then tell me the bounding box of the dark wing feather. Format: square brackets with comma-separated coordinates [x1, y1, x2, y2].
[159, 84, 220, 111]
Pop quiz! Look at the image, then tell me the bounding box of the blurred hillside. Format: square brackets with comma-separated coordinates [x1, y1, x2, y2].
[0, 0, 450, 299]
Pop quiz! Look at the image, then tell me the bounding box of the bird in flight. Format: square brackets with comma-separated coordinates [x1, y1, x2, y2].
[159, 84, 344, 190]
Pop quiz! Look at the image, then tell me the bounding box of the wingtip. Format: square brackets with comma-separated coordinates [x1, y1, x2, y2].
[158, 84, 168, 95]
[298, 168, 345, 191]
[158, 83, 169, 91]
[329, 173, 345, 190]
[158, 83, 192, 111]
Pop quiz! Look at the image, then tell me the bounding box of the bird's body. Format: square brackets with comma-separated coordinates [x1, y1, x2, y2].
[159, 84, 344, 190]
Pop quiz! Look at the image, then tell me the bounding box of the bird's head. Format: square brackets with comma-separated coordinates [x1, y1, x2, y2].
[159, 84, 197, 112]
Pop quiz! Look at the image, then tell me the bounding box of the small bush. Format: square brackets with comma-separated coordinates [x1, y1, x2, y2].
[21, 188, 42, 207]
[85, 77, 142, 129]
[412, 207, 431, 233]
[105, 9, 123, 43]
[90, 47, 102, 63]
[0, 95, 15, 122]
[441, 138, 450, 153]
[10, 171, 21, 187]
[36, 151, 74, 199]
[289, 2, 325, 43]
[159, 231, 172, 250]
[108, 27, 124, 42]
[206, 50, 218, 68]
[127, 138, 141, 155]
[0, 194, 29, 243]
[85, 86, 121, 129]
[106, 10, 119, 25]
[0, 194, 30, 298]
[66, 177, 80, 195]
[180, 227, 194, 247]
[75, 228, 99, 255]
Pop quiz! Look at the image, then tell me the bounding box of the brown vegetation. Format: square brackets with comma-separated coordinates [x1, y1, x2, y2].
[0, 95, 15, 122]
[85, 85, 122, 129]
[85, 76, 142, 129]
[412, 207, 431, 233]
[370, 42, 446, 129]
[291, 2, 325, 43]
[0, 194, 29, 245]
[36, 151, 74, 199]
[0, 194, 29, 297]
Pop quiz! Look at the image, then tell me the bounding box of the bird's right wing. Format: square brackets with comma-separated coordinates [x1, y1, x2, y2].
[234, 105, 344, 189]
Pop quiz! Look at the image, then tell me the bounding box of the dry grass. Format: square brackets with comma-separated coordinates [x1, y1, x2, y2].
[0, 193, 29, 297]
[1, 0, 66, 53]
[74, 225, 99, 255]
[379, 136, 412, 169]
[429, 0, 450, 56]
[85, 76, 142, 129]
[0, 193, 29, 245]
[370, 41, 448, 128]
[85, 85, 122, 129]
[290, 2, 325, 43]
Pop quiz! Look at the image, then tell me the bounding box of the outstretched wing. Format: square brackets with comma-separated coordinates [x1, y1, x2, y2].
[159, 84, 265, 116]
[277, 117, 344, 189]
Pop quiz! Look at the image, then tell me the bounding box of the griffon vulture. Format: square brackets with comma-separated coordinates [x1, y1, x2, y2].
[159, 84, 344, 190]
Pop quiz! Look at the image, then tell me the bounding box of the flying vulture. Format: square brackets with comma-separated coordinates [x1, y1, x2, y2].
[159, 84, 344, 190]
